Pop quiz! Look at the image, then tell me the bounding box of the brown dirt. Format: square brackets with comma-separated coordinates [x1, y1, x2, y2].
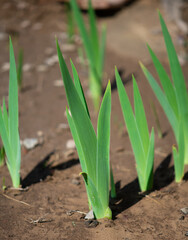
[0, 0, 188, 239]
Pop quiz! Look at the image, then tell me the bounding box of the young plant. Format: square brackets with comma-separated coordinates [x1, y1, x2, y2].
[115, 69, 155, 192]
[0, 38, 21, 188]
[140, 12, 187, 182]
[57, 39, 115, 219]
[70, 0, 106, 109]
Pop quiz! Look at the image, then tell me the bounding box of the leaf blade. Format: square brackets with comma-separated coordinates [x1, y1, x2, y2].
[57, 40, 97, 183]
[96, 82, 111, 209]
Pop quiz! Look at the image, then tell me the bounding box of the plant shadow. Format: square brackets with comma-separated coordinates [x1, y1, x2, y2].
[103, 67, 134, 94]
[21, 151, 79, 188]
[112, 154, 174, 218]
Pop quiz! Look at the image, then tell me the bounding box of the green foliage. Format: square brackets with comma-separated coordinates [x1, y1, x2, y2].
[70, 0, 106, 109]
[0, 146, 5, 167]
[17, 49, 23, 90]
[150, 101, 162, 139]
[0, 38, 21, 188]
[57, 40, 115, 219]
[140, 12, 187, 182]
[115, 69, 155, 192]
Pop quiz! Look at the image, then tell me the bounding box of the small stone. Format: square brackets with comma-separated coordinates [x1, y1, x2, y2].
[181, 207, 188, 215]
[17, 2, 28, 10]
[85, 210, 94, 220]
[179, 215, 185, 220]
[0, 32, 7, 41]
[54, 80, 64, 87]
[23, 63, 33, 72]
[62, 43, 76, 52]
[71, 178, 80, 185]
[45, 55, 58, 66]
[84, 219, 99, 228]
[36, 65, 48, 72]
[57, 123, 68, 130]
[21, 138, 38, 150]
[185, 232, 188, 237]
[66, 139, 75, 149]
[37, 131, 44, 137]
[1, 62, 10, 72]
[20, 20, 30, 29]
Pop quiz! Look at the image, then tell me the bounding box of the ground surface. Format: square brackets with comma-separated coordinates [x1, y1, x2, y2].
[0, 0, 188, 239]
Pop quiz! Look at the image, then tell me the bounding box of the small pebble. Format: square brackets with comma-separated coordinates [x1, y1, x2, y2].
[36, 65, 48, 72]
[85, 210, 94, 220]
[37, 131, 44, 137]
[0, 32, 7, 41]
[57, 123, 69, 130]
[181, 207, 188, 215]
[179, 215, 185, 220]
[1, 62, 10, 72]
[66, 139, 75, 149]
[54, 80, 64, 87]
[71, 178, 80, 185]
[185, 232, 188, 237]
[62, 43, 76, 52]
[84, 220, 99, 228]
[45, 55, 58, 66]
[23, 63, 33, 72]
[20, 20, 30, 29]
[21, 138, 38, 150]
[17, 2, 28, 10]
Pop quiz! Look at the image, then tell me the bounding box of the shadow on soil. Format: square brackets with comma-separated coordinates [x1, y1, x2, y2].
[102, 67, 134, 94]
[21, 151, 79, 188]
[112, 154, 174, 218]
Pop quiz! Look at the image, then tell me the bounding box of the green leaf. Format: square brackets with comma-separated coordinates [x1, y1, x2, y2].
[147, 45, 179, 119]
[81, 172, 111, 219]
[3, 98, 8, 133]
[144, 128, 154, 191]
[66, 108, 87, 173]
[140, 62, 178, 139]
[17, 49, 23, 89]
[71, 60, 90, 117]
[110, 167, 116, 198]
[88, 0, 99, 59]
[70, 0, 95, 69]
[98, 25, 106, 81]
[115, 68, 145, 170]
[9, 38, 19, 157]
[57, 40, 97, 183]
[159, 12, 188, 118]
[116, 68, 154, 192]
[0, 108, 12, 163]
[96, 81, 111, 209]
[133, 76, 149, 155]
[173, 121, 185, 182]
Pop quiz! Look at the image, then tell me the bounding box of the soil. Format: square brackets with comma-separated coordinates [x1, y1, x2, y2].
[0, 0, 188, 239]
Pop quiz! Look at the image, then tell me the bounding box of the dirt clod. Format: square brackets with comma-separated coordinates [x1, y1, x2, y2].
[84, 220, 99, 228]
